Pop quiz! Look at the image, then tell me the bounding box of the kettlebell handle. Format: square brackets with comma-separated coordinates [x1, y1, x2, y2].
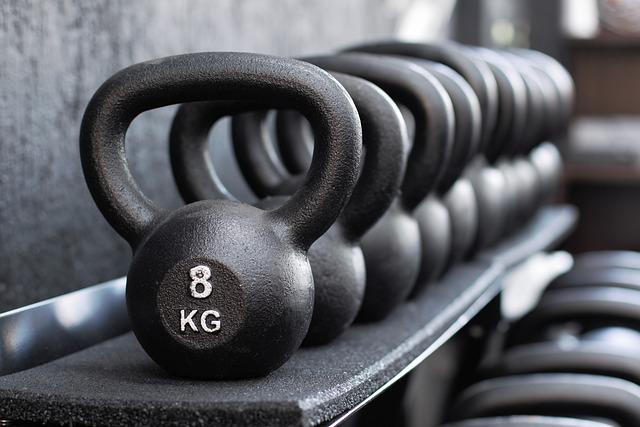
[345, 41, 498, 157]
[80, 52, 362, 250]
[303, 53, 454, 211]
[172, 72, 408, 242]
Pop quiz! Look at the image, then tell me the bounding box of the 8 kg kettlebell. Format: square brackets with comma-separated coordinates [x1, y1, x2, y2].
[79, 52, 362, 379]
[171, 72, 407, 344]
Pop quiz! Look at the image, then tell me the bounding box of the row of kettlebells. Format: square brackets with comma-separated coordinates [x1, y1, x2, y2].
[441, 250, 640, 427]
[79, 40, 573, 379]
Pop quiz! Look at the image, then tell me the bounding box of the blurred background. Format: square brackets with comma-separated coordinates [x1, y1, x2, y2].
[452, 0, 640, 258]
[1, 0, 639, 311]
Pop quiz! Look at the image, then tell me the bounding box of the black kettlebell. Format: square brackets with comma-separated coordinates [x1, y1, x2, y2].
[514, 50, 573, 206]
[449, 373, 640, 426]
[510, 51, 562, 213]
[79, 52, 362, 379]
[295, 53, 455, 302]
[245, 53, 453, 315]
[465, 47, 532, 237]
[171, 72, 407, 344]
[499, 51, 552, 225]
[408, 59, 481, 274]
[345, 41, 506, 254]
[529, 142, 563, 206]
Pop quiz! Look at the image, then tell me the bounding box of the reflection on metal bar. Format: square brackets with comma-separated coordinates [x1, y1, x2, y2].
[0, 278, 129, 376]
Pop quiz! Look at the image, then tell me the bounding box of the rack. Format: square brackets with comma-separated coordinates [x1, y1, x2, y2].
[0, 205, 577, 426]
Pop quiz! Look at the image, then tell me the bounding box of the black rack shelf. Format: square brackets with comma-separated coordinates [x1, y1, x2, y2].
[0, 205, 577, 427]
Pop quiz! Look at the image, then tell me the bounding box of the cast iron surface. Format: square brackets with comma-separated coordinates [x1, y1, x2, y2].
[80, 52, 362, 379]
[341, 43, 504, 253]
[0, 205, 576, 426]
[170, 72, 408, 344]
[294, 53, 454, 320]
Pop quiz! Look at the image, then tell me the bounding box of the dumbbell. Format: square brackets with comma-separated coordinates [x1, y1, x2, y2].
[79, 52, 362, 379]
[232, 53, 456, 317]
[448, 373, 640, 426]
[480, 326, 640, 384]
[170, 71, 408, 345]
[507, 286, 640, 346]
[440, 416, 614, 427]
[549, 267, 640, 293]
[573, 251, 640, 271]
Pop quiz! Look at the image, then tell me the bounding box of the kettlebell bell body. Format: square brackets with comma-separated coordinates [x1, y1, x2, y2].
[80, 52, 362, 378]
[176, 71, 407, 341]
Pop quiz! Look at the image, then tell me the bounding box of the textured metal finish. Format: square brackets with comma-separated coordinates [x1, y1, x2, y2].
[411, 195, 451, 294]
[171, 72, 407, 344]
[467, 47, 528, 164]
[409, 60, 482, 281]
[0, 277, 127, 376]
[346, 41, 499, 155]
[230, 53, 455, 320]
[299, 53, 455, 318]
[80, 52, 362, 379]
[414, 60, 482, 194]
[344, 42, 513, 254]
[0, 0, 402, 312]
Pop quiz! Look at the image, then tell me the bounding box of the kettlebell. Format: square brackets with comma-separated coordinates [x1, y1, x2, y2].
[407, 59, 481, 276]
[500, 51, 554, 224]
[514, 50, 573, 206]
[274, 97, 451, 295]
[296, 53, 455, 302]
[79, 52, 362, 379]
[510, 51, 562, 212]
[465, 47, 532, 237]
[345, 42, 506, 254]
[171, 72, 407, 344]
[242, 53, 453, 315]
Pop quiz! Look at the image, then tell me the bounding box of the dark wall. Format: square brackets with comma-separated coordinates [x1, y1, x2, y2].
[0, 0, 412, 311]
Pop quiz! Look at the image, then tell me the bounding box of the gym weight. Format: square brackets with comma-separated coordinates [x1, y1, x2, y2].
[80, 52, 362, 379]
